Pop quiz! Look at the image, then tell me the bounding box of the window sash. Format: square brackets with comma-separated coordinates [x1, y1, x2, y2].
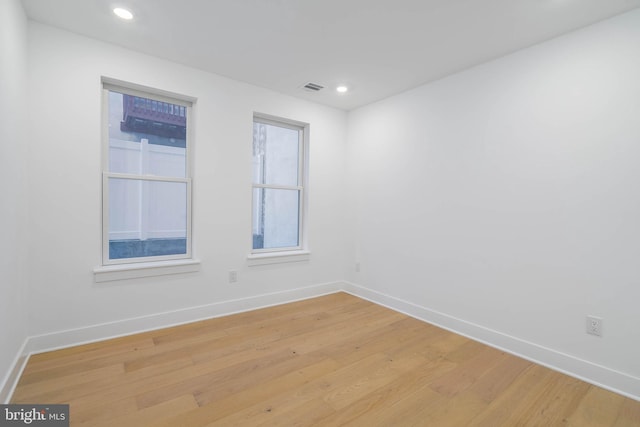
[102, 174, 193, 265]
[251, 186, 304, 253]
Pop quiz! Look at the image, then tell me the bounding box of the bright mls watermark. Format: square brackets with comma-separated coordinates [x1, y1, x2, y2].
[1, 405, 68, 426]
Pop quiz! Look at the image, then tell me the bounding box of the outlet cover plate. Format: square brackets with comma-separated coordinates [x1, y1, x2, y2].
[586, 315, 603, 337]
[229, 270, 238, 283]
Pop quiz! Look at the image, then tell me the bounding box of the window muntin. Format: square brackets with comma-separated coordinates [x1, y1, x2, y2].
[103, 84, 192, 264]
[252, 116, 305, 252]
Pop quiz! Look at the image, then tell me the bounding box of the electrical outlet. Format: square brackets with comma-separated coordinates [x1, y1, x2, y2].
[229, 270, 238, 283]
[586, 315, 603, 337]
[355, 262, 361, 273]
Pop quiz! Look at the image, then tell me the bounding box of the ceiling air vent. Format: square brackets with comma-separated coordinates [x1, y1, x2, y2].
[302, 82, 324, 92]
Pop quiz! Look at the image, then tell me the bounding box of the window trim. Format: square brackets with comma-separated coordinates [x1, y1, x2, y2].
[246, 250, 310, 266]
[251, 113, 309, 255]
[94, 258, 201, 283]
[100, 78, 195, 267]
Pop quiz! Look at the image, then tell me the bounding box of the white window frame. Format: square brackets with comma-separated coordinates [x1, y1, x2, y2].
[251, 114, 308, 256]
[100, 79, 195, 266]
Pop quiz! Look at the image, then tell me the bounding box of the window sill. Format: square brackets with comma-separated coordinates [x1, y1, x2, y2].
[94, 259, 201, 283]
[247, 250, 310, 266]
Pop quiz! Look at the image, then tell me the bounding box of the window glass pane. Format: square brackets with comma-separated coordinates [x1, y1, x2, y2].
[252, 122, 299, 186]
[108, 178, 187, 259]
[252, 188, 300, 249]
[108, 91, 186, 178]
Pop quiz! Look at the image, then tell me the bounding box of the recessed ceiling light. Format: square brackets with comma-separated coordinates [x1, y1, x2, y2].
[113, 7, 134, 20]
[336, 85, 348, 93]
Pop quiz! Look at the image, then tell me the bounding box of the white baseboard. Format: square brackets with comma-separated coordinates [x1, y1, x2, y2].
[341, 281, 640, 402]
[26, 281, 345, 355]
[1, 339, 29, 404]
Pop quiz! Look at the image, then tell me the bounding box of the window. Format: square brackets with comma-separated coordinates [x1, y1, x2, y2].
[252, 115, 306, 253]
[102, 82, 192, 265]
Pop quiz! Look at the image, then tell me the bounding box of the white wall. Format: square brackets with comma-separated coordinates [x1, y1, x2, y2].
[26, 23, 350, 337]
[0, 0, 29, 401]
[348, 9, 640, 392]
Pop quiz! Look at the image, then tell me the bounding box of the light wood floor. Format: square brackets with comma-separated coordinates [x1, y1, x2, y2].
[11, 292, 640, 426]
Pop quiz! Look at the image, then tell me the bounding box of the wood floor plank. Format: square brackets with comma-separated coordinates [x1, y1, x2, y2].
[525, 375, 592, 425]
[421, 391, 489, 427]
[11, 363, 125, 402]
[202, 352, 395, 426]
[21, 337, 155, 375]
[316, 357, 458, 426]
[135, 348, 317, 410]
[428, 345, 506, 397]
[466, 352, 531, 404]
[188, 299, 391, 366]
[469, 364, 560, 426]
[152, 358, 342, 427]
[76, 394, 199, 427]
[340, 384, 445, 427]
[69, 396, 139, 427]
[253, 398, 336, 427]
[322, 354, 427, 410]
[565, 386, 626, 426]
[10, 292, 640, 426]
[29, 334, 155, 362]
[613, 397, 640, 426]
[19, 336, 193, 387]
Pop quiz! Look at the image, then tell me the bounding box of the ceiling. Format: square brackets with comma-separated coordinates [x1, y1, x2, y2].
[21, 0, 640, 110]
